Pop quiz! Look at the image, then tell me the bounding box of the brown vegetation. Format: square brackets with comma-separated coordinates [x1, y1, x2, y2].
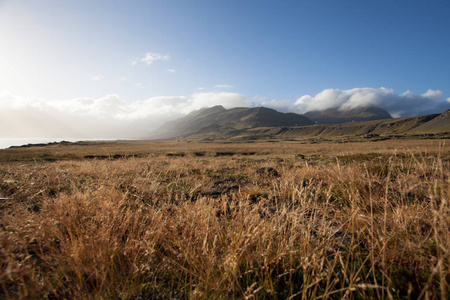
[0, 139, 449, 299]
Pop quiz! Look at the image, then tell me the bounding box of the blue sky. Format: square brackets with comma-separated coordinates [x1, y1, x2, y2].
[0, 0, 449, 141]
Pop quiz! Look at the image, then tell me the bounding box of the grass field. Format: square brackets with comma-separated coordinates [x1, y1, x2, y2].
[1, 138, 449, 299]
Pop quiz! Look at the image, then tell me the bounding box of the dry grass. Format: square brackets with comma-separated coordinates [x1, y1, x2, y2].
[1, 138, 448, 162]
[0, 139, 449, 299]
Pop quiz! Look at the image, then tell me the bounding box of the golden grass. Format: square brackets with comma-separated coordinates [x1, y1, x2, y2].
[0, 139, 449, 299]
[1, 138, 449, 162]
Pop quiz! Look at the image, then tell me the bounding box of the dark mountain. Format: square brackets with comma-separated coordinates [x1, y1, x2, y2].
[152, 105, 313, 139]
[304, 106, 392, 124]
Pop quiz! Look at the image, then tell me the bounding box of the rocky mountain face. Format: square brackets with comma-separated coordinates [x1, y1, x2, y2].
[304, 106, 392, 124]
[152, 105, 313, 139]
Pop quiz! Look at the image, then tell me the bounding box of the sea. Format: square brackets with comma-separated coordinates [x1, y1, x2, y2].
[0, 138, 111, 149]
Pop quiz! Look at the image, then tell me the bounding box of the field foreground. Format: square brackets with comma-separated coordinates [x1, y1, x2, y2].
[1, 139, 449, 299]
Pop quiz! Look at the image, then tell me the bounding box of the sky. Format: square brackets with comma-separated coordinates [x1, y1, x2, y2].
[1, 0, 450, 143]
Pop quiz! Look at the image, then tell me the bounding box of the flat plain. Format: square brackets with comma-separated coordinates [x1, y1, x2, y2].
[1, 137, 449, 299]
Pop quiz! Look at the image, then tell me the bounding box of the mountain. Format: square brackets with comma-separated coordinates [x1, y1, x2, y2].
[409, 109, 450, 133]
[275, 113, 442, 139]
[151, 105, 449, 140]
[152, 105, 313, 139]
[304, 106, 392, 124]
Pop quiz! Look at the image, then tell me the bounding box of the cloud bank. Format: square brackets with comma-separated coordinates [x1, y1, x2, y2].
[0, 91, 252, 139]
[1, 88, 448, 141]
[292, 87, 449, 118]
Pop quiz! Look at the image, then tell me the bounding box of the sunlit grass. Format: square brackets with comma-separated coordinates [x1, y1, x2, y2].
[0, 140, 449, 299]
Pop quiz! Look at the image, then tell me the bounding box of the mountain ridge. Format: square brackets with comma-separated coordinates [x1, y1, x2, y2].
[152, 106, 313, 139]
[151, 106, 449, 140]
[304, 106, 392, 124]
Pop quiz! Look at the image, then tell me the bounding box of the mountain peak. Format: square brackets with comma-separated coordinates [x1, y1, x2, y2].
[206, 105, 226, 112]
[152, 106, 313, 139]
[185, 105, 226, 118]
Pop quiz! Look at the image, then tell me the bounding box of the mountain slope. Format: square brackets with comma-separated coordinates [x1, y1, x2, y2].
[409, 109, 450, 133]
[151, 106, 449, 140]
[152, 106, 313, 139]
[275, 113, 442, 139]
[153, 105, 227, 139]
[304, 106, 392, 124]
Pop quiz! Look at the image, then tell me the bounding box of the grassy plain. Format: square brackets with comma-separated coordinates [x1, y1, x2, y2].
[0, 138, 449, 299]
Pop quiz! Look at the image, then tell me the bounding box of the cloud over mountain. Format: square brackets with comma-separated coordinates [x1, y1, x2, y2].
[293, 88, 449, 118]
[1, 88, 448, 140]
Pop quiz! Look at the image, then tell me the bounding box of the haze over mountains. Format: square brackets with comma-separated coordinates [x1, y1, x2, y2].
[152, 104, 450, 140]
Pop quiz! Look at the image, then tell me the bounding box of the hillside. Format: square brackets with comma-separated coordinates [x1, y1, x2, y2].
[409, 109, 450, 133]
[151, 106, 449, 140]
[152, 105, 313, 139]
[276, 113, 442, 139]
[304, 106, 392, 124]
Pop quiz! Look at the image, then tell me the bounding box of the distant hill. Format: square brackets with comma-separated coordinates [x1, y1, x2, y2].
[304, 106, 392, 124]
[152, 105, 313, 139]
[151, 106, 449, 140]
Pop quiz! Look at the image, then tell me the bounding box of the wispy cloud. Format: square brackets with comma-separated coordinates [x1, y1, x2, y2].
[167, 69, 176, 73]
[132, 52, 170, 66]
[90, 75, 104, 81]
[258, 99, 292, 112]
[214, 84, 234, 89]
[190, 92, 252, 110]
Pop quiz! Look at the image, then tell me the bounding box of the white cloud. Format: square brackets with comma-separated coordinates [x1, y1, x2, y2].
[131, 52, 170, 66]
[292, 87, 449, 117]
[140, 52, 169, 65]
[0, 91, 252, 139]
[421, 89, 443, 101]
[1, 88, 448, 141]
[167, 69, 176, 73]
[190, 92, 252, 111]
[214, 84, 234, 89]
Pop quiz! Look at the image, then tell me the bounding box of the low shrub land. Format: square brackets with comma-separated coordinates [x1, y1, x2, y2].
[1, 139, 449, 299]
